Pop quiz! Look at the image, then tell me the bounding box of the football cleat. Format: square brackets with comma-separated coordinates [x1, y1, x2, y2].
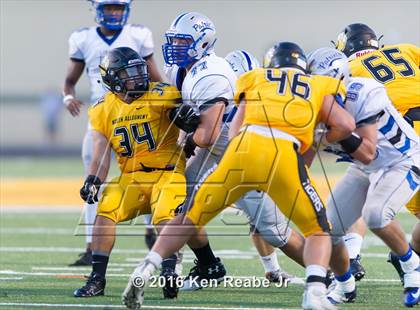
[350, 255, 366, 281]
[144, 228, 157, 250]
[265, 269, 304, 285]
[160, 268, 179, 299]
[69, 250, 92, 266]
[73, 272, 106, 297]
[403, 266, 420, 307]
[388, 252, 405, 285]
[327, 278, 357, 304]
[302, 286, 338, 310]
[404, 287, 420, 307]
[179, 257, 226, 291]
[122, 260, 156, 309]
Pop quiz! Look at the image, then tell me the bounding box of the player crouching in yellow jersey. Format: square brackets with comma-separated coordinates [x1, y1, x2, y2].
[122, 42, 356, 310]
[74, 47, 200, 299]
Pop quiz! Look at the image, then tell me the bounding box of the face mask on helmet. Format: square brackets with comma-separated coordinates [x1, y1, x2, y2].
[162, 12, 217, 68]
[307, 47, 350, 85]
[92, 0, 131, 30]
[116, 62, 149, 98]
[100, 54, 149, 99]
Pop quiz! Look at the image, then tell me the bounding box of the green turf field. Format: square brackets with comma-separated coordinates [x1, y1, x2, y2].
[0, 157, 417, 309]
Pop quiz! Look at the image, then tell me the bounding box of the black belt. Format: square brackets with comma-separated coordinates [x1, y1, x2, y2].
[140, 163, 176, 173]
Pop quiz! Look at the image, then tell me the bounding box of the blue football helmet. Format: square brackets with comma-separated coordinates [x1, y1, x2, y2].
[162, 12, 217, 68]
[90, 0, 131, 30]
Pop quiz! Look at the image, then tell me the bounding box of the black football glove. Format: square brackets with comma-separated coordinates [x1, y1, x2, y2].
[183, 133, 197, 159]
[169, 104, 200, 133]
[80, 175, 102, 204]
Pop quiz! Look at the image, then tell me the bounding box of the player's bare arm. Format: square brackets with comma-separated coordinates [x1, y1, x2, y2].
[319, 94, 355, 143]
[193, 102, 226, 147]
[88, 130, 111, 182]
[63, 59, 85, 117]
[346, 124, 378, 165]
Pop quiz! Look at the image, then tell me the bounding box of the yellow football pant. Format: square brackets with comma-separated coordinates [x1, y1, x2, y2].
[97, 170, 186, 224]
[406, 120, 420, 215]
[186, 130, 330, 237]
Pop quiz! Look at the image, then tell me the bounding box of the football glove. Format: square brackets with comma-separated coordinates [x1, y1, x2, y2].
[183, 133, 197, 159]
[169, 104, 200, 133]
[80, 175, 102, 204]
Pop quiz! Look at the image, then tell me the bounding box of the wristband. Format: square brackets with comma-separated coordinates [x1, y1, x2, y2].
[338, 133, 363, 154]
[63, 94, 75, 105]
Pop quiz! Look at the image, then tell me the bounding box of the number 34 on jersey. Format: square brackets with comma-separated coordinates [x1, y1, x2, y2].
[88, 82, 185, 173]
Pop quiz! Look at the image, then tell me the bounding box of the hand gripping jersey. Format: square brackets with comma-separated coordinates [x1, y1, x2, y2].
[88, 82, 185, 173]
[344, 77, 419, 172]
[349, 44, 420, 116]
[68, 24, 154, 103]
[165, 53, 237, 154]
[234, 68, 345, 153]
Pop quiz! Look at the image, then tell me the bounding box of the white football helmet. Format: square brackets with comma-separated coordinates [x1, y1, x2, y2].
[162, 12, 217, 68]
[225, 50, 260, 77]
[307, 47, 350, 85]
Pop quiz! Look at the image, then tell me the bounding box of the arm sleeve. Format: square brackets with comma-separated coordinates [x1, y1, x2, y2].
[191, 75, 234, 111]
[88, 104, 107, 137]
[401, 44, 420, 68]
[135, 26, 154, 58]
[68, 31, 84, 61]
[161, 85, 183, 110]
[354, 86, 388, 127]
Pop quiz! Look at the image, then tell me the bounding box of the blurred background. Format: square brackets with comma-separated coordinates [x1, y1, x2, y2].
[0, 0, 419, 207]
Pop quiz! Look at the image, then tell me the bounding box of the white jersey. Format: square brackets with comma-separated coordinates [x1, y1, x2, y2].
[345, 77, 419, 172]
[68, 24, 154, 103]
[164, 53, 237, 154]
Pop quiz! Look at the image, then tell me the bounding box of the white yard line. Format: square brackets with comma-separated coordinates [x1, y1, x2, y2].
[0, 277, 23, 280]
[0, 302, 295, 310]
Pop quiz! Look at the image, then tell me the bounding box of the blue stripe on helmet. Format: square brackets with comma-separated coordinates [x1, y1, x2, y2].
[241, 50, 253, 71]
[173, 12, 189, 27]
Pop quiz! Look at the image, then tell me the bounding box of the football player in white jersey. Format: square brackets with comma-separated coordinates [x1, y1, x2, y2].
[62, 0, 161, 266]
[158, 12, 236, 294]
[121, 12, 240, 307]
[308, 48, 420, 307]
[225, 50, 304, 283]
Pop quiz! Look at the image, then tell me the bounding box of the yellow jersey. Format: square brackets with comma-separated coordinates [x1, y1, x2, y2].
[234, 68, 345, 153]
[89, 82, 185, 173]
[349, 44, 420, 115]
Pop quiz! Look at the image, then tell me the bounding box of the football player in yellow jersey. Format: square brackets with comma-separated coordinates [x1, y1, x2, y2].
[122, 42, 356, 310]
[335, 23, 420, 290]
[74, 47, 202, 299]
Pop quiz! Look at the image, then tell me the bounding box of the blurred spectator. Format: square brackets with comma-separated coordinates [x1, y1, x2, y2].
[39, 87, 62, 145]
